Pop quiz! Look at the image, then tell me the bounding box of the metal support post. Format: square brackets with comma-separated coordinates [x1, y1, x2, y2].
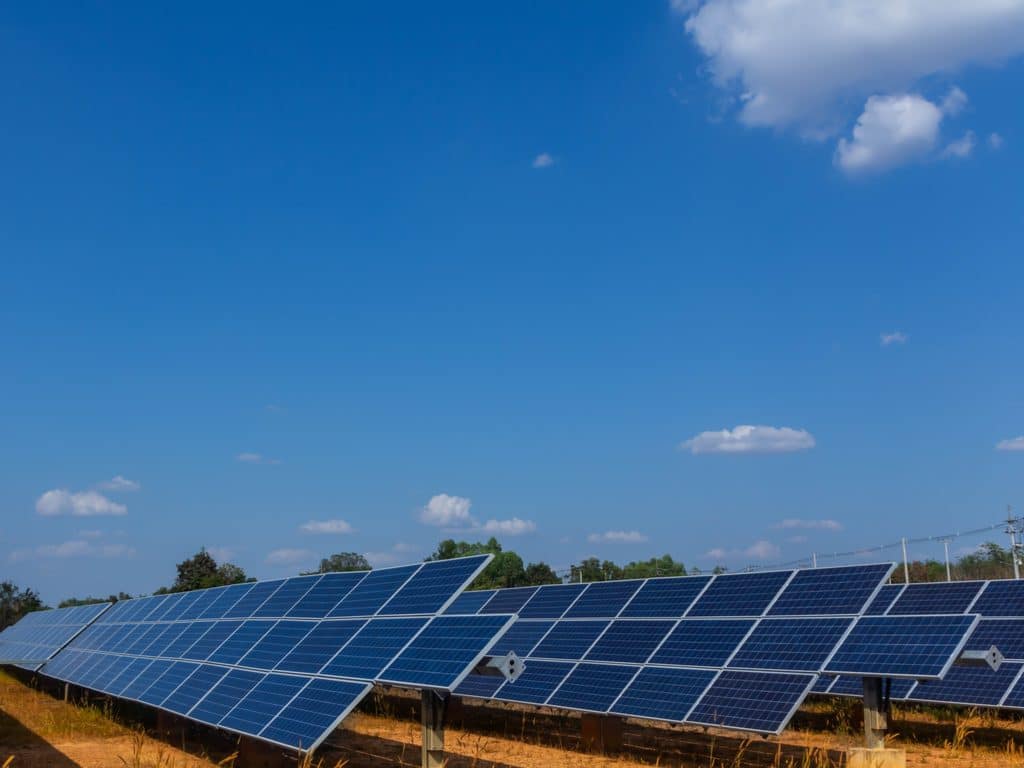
[64, 683, 70, 702]
[862, 677, 887, 750]
[900, 538, 909, 583]
[1007, 509, 1020, 580]
[421, 690, 447, 768]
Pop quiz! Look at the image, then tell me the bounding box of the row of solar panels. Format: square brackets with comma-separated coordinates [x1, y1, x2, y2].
[0, 602, 109, 665]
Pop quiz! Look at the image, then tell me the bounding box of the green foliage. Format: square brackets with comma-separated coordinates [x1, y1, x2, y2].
[305, 552, 372, 574]
[428, 538, 561, 589]
[158, 548, 253, 593]
[0, 581, 46, 629]
[894, 541, 1017, 583]
[621, 554, 686, 579]
[58, 592, 133, 608]
[570, 558, 623, 583]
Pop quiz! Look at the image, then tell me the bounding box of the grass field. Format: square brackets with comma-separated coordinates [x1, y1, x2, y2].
[3, 669, 1024, 767]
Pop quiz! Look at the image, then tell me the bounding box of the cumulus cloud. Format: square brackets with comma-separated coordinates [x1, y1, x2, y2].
[236, 452, 280, 465]
[943, 130, 976, 159]
[479, 518, 536, 535]
[36, 489, 127, 517]
[532, 152, 555, 169]
[880, 331, 909, 346]
[706, 539, 781, 562]
[835, 93, 946, 174]
[996, 436, 1024, 452]
[10, 539, 136, 562]
[420, 494, 474, 526]
[587, 530, 649, 544]
[98, 475, 140, 492]
[990, 133, 1005, 150]
[775, 518, 843, 531]
[265, 548, 315, 566]
[680, 425, 815, 455]
[300, 519, 354, 535]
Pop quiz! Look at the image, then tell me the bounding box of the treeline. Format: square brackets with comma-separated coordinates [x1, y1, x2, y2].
[6, 539, 1018, 625]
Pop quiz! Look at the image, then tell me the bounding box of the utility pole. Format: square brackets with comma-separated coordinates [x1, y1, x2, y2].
[901, 538, 910, 583]
[811, 552, 817, 568]
[1007, 507, 1021, 580]
[939, 537, 953, 582]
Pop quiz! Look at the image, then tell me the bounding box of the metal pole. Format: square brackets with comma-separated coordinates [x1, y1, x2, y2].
[862, 677, 887, 749]
[812, 552, 817, 568]
[901, 538, 910, 583]
[1007, 508, 1020, 580]
[421, 690, 446, 768]
[943, 539, 952, 582]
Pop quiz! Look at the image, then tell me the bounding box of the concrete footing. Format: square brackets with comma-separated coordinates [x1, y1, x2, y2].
[847, 748, 906, 768]
[580, 713, 623, 753]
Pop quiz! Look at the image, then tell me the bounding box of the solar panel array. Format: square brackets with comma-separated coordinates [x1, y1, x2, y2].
[823, 579, 1024, 709]
[447, 563, 963, 734]
[0, 603, 110, 669]
[34, 555, 514, 752]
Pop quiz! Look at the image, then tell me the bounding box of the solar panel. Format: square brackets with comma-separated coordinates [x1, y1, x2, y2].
[649, 619, 755, 667]
[911, 662, 1023, 707]
[444, 590, 497, 615]
[686, 671, 817, 734]
[767, 564, 893, 616]
[998, 670, 1024, 709]
[547, 663, 641, 712]
[729, 618, 853, 672]
[825, 615, 979, 679]
[480, 587, 539, 615]
[965, 619, 1024, 661]
[379, 558, 490, 616]
[253, 577, 321, 618]
[275, 620, 367, 674]
[493, 660, 575, 705]
[610, 667, 716, 721]
[220, 674, 310, 737]
[584, 619, 676, 664]
[260, 678, 372, 751]
[319, 617, 429, 679]
[888, 581, 985, 615]
[488, 620, 554, 657]
[327, 565, 419, 618]
[971, 580, 1024, 618]
[0, 603, 110, 668]
[531, 621, 609, 660]
[863, 584, 904, 615]
[687, 570, 794, 618]
[619, 576, 712, 618]
[287, 572, 366, 619]
[564, 580, 643, 618]
[518, 584, 588, 619]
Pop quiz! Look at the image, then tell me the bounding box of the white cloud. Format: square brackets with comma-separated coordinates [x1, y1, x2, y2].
[300, 519, 355, 535]
[880, 330, 909, 346]
[587, 530, 649, 544]
[265, 548, 315, 566]
[479, 518, 536, 536]
[680, 425, 815, 455]
[989, 132, 1005, 149]
[35, 489, 127, 517]
[775, 518, 843, 531]
[419, 494, 474, 526]
[705, 539, 781, 562]
[78, 529, 103, 539]
[683, 1, 1024, 134]
[941, 86, 969, 116]
[10, 539, 135, 562]
[943, 130, 976, 159]
[98, 475, 140, 492]
[835, 93, 945, 174]
[532, 152, 555, 169]
[364, 542, 417, 567]
[205, 546, 236, 563]
[236, 452, 280, 465]
[996, 436, 1024, 452]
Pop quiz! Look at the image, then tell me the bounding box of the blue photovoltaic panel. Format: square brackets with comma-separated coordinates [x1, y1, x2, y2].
[327, 565, 420, 618]
[547, 663, 640, 712]
[687, 671, 815, 734]
[811, 676, 834, 694]
[564, 581, 643, 619]
[207, 621, 277, 665]
[0, 602, 110, 666]
[494, 660, 575, 705]
[260, 679, 372, 752]
[910, 662, 1022, 707]
[972, 580, 1024, 617]
[379, 614, 513, 688]
[619, 576, 711, 618]
[164, 623, 213, 657]
[488, 620, 554, 657]
[585, 620, 676, 664]
[224, 580, 285, 619]
[288, 572, 366, 619]
[480, 587, 538, 615]
[767, 564, 892, 617]
[151, 593, 189, 622]
[320, 617, 427, 679]
[825, 615, 978, 678]
[611, 667, 716, 722]
[238, 621, 315, 669]
[181, 621, 244, 660]
[108, 658, 155, 696]
[729, 618, 852, 672]
[443, 590, 496, 615]
[198, 583, 254, 620]
[965, 619, 1024, 661]
[220, 674, 310, 736]
[178, 589, 222, 621]
[379, 556, 489, 616]
[999, 673, 1024, 709]
[139, 661, 199, 706]
[275, 620, 367, 674]
[888, 581, 985, 615]
[163, 665, 230, 715]
[518, 584, 588, 619]
[122, 659, 173, 701]
[828, 675, 917, 699]
[189, 669, 265, 725]
[454, 672, 505, 699]
[137, 595, 171, 622]
[254, 576, 321, 618]
[688, 571, 793, 618]
[864, 584, 904, 615]
[650, 619, 755, 668]
[531, 621, 609, 660]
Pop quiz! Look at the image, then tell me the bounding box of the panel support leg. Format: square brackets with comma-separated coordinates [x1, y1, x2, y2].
[63, 683, 69, 702]
[847, 677, 906, 768]
[421, 690, 447, 768]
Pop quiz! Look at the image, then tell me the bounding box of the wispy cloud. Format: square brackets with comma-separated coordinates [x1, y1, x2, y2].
[36, 489, 127, 517]
[943, 130, 976, 160]
[237, 452, 280, 465]
[205, 546, 236, 563]
[705, 540, 780, 562]
[418, 494, 536, 536]
[774, 518, 843, 532]
[989, 133, 1005, 150]
[300, 519, 355, 535]
[587, 530, 649, 544]
[680, 425, 815, 455]
[265, 548, 315, 566]
[880, 331, 909, 346]
[98, 475, 140, 492]
[479, 518, 536, 535]
[10, 539, 135, 562]
[996, 436, 1024, 452]
[532, 152, 555, 169]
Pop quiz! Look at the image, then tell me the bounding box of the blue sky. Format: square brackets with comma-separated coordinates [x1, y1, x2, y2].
[2, 3, 1023, 603]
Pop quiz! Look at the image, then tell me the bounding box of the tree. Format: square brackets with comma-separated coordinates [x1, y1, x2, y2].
[522, 562, 561, 586]
[162, 549, 252, 593]
[58, 592, 133, 608]
[311, 552, 372, 574]
[622, 555, 686, 579]
[0, 581, 45, 629]
[427, 538, 561, 589]
[570, 558, 623, 583]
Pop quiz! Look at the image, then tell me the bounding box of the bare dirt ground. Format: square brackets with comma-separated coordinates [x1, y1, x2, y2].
[3, 671, 1024, 767]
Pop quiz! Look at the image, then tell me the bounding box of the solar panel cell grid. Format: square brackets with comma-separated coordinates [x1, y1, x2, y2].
[275, 620, 367, 674]
[863, 584, 904, 615]
[479, 587, 539, 615]
[319, 617, 428, 679]
[494, 660, 575, 705]
[443, 590, 496, 615]
[547, 663, 640, 712]
[220, 674, 309, 736]
[968, 581, 1024, 618]
[199, 583, 255, 620]
[531, 621, 609, 660]
[767, 564, 893, 617]
[611, 667, 717, 722]
[163, 665, 229, 715]
[825, 615, 978, 678]
[518, 584, 588, 619]
[687, 670, 816, 734]
[564, 580, 644, 618]
[619, 576, 712, 618]
[728, 618, 852, 672]
[584, 619, 676, 664]
[254, 576, 321, 618]
[223, 580, 285, 619]
[189, 669, 265, 725]
[327, 565, 420, 618]
[965, 619, 1024, 661]
[487, 620, 554, 657]
[260, 679, 372, 751]
[238, 621, 315, 669]
[287, 572, 367, 619]
[650, 619, 755, 668]
[888, 582, 985, 616]
[911, 662, 1023, 707]
[687, 571, 794, 618]
[379, 557, 490, 616]
[207, 621, 277, 665]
